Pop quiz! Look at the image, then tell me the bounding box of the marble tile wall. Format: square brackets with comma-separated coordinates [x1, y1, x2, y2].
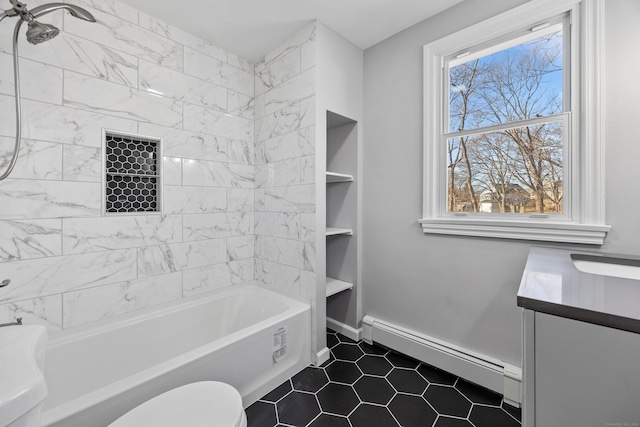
[0, 0, 256, 331]
[254, 23, 317, 301]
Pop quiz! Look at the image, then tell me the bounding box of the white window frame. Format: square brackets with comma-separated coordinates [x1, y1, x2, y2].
[420, 0, 610, 245]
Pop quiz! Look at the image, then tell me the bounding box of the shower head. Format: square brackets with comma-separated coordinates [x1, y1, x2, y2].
[25, 20, 58, 44]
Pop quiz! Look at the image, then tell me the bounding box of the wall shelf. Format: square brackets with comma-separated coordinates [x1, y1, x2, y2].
[326, 278, 353, 297]
[326, 171, 354, 183]
[326, 227, 353, 237]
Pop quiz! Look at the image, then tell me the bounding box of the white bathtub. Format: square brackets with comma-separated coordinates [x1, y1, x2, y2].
[41, 284, 311, 427]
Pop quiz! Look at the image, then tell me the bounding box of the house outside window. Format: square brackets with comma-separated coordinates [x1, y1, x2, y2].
[420, 0, 610, 244]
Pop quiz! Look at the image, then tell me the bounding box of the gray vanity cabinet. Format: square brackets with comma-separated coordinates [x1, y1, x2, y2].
[522, 309, 640, 427]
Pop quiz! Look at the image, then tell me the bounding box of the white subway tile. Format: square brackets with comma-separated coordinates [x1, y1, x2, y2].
[62, 272, 182, 328]
[0, 219, 62, 261]
[227, 235, 254, 261]
[139, 123, 227, 162]
[0, 137, 62, 180]
[0, 96, 138, 147]
[255, 235, 315, 272]
[0, 55, 62, 104]
[0, 248, 138, 303]
[263, 68, 315, 116]
[64, 7, 183, 71]
[63, 145, 102, 182]
[227, 188, 254, 212]
[255, 212, 300, 240]
[162, 156, 182, 185]
[137, 239, 227, 277]
[183, 212, 253, 241]
[139, 59, 227, 111]
[69, 0, 139, 24]
[62, 215, 182, 254]
[254, 258, 300, 298]
[0, 294, 62, 332]
[138, 12, 227, 62]
[263, 184, 315, 213]
[64, 71, 183, 127]
[183, 103, 253, 142]
[0, 179, 100, 219]
[164, 186, 226, 214]
[184, 47, 253, 96]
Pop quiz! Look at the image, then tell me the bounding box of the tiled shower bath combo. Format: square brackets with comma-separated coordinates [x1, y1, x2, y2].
[0, 0, 525, 426]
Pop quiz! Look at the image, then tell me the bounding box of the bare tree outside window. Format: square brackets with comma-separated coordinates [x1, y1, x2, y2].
[447, 31, 564, 214]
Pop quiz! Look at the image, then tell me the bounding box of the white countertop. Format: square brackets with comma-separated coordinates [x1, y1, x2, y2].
[517, 247, 640, 333]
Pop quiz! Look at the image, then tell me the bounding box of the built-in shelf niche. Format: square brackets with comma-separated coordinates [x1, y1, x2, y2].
[326, 227, 353, 237]
[325, 110, 358, 307]
[326, 171, 354, 183]
[326, 278, 354, 297]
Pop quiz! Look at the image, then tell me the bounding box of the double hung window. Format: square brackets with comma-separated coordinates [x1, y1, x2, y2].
[420, 0, 609, 244]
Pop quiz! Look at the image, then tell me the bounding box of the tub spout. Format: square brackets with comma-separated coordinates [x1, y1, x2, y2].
[0, 317, 23, 327]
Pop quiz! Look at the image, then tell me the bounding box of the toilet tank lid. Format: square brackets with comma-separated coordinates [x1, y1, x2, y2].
[0, 325, 48, 427]
[109, 381, 244, 427]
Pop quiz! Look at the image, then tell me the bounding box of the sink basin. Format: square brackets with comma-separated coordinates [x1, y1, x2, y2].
[0, 325, 48, 427]
[571, 253, 640, 281]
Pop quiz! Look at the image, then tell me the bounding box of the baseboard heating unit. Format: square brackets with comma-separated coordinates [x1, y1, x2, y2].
[362, 315, 522, 407]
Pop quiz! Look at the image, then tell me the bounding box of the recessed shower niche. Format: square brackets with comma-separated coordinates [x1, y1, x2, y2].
[104, 131, 162, 214]
[325, 111, 359, 327]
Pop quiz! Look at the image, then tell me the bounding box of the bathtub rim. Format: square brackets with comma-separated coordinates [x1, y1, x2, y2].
[47, 282, 307, 347]
[42, 283, 310, 426]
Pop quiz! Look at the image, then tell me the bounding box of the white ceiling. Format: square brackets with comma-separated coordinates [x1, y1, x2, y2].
[118, 0, 464, 63]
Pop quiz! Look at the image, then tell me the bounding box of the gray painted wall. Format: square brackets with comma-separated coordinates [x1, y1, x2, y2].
[362, 0, 640, 367]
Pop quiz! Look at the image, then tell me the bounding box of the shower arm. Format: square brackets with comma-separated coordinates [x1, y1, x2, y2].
[0, 2, 95, 181]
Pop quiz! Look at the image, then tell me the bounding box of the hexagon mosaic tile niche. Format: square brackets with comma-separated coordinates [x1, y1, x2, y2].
[247, 331, 522, 427]
[105, 132, 160, 214]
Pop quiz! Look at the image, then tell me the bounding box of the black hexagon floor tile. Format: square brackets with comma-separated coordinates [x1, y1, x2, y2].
[417, 363, 458, 385]
[327, 333, 340, 349]
[359, 341, 388, 355]
[308, 413, 351, 427]
[316, 383, 360, 416]
[260, 380, 292, 403]
[353, 375, 396, 405]
[386, 351, 420, 369]
[319, 352, 335, 368]
[325, 360, 363, 384]
[356, 354, 393, 376]
[276, 391, 321, 426]
[387, 368, 428, 395]
[291, 367, 329, 392]
[502, 402, 522, 420]
[469, 405, 521, 427]
[455, 378, 502, 405]
[388, 393, 438, 427]
[246, 401, 277, 427]
[247, 332, 521, 427]
[423, 385, 472, 418]
[332, 343, 364, 361]
[433, 416, 475, 426]
[337, 334, 358, 344]
[350, 404, 399, 427]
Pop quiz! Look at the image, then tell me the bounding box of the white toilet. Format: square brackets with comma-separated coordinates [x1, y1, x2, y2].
[109, 381, 247, 427]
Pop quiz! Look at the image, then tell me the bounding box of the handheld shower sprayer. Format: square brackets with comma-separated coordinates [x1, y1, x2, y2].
[0, 0, 95, 181]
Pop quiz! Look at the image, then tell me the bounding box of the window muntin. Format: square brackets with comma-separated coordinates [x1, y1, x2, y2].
[443, 21, 568, 216]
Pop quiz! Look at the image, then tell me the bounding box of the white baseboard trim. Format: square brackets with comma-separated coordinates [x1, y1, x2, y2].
[326, 317, 362, 342]
[362, 315, 522, 406]
[315, 347, 331, 367]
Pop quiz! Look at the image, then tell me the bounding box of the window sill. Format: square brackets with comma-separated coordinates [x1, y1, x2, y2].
[418, 218, 610, 245]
